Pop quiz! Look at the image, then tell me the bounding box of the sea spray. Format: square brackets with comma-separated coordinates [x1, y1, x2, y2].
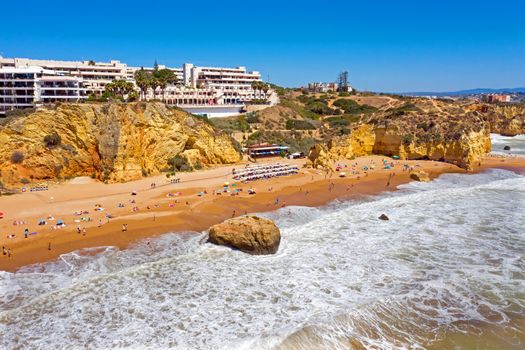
[0, 169, 524, 349]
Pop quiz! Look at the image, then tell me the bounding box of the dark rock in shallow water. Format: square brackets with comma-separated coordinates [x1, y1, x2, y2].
[379, 214, 389, 221]
[503, 145, 511, 151]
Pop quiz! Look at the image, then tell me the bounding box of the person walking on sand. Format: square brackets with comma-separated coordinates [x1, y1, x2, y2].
[48, 242, 51, 251]
[2, 246, 7, 256]
[24, 228, 29, 239]
[98, 219, 102, 228]
[232, 210, 236, 218]
[82, 227, 87, 236]
[122, 224, 128, 232]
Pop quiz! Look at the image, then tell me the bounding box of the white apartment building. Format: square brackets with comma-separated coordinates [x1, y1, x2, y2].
[0, 66, 86, 114]
[131, 63, 275, 109]
[0, 57, 129, 96]
[306, 82, 339, 93]
[0, 56, 276, 117]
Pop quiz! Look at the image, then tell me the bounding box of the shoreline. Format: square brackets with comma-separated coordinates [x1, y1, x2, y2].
[1, 155, 524, 272]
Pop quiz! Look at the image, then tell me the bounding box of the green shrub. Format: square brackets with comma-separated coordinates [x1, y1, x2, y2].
[333, 99, 377, 115]
[44, 133, 62, 148]
[403, 134, 414, 145]
[386, 103, 422, 116]
[20, 177, 30, 184]
[168, 155, 193, 172]
[10, 151, 24, 164]
[194, 160, 203, 170]
[285, 119, 316, 130]
[305, 101, 334, 115]
[325, 116, 350, 127]
[245, 112, 260, 123]
[280, 100, 320, 120]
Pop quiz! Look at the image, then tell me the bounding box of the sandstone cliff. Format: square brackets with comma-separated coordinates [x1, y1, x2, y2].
[484, 104, 525, 136]
[308, 105, 493, 171]
[0, 102, 241, 184]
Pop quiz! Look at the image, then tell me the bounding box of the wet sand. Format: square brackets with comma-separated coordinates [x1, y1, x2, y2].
[1, 155, 524, 272]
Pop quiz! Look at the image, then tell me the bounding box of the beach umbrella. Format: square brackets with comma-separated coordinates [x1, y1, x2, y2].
[224, 182, 230, 187]
[0, 211, 4, 218]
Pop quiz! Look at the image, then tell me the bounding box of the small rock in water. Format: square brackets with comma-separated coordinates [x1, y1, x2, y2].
[503, 145, 511, 151]
[379, 214, 389, 221]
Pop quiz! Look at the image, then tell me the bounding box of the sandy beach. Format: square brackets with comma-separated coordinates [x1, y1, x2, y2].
[1, 155, 524, 272]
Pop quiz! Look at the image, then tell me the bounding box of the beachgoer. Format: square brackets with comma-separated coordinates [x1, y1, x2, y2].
[82, 227, 87, 235]
[2, 246, 6, 256]
[122, 224, 128, 232]
[98, 219, 102, 227]
[48, 242, 51, 251]
[24, 228, 29, 238]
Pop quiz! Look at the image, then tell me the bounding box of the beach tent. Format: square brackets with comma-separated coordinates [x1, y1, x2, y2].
[57, 220, 65, 226]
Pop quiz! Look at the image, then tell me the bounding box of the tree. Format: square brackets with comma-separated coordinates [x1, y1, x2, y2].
[88, 60, 96, 66]
[251, 81, 269, 93]
[104, 79, 135, 101]
[154, 69, 178, 100]
[134, 68, 151, 100]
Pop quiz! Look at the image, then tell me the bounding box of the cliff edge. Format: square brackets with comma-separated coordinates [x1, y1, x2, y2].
[0, 102, 241, 184]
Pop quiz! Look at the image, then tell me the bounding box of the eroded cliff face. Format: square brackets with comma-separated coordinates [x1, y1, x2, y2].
[485, 105, 525, 136]
[0, 102, 241, 184]
[308, 110, 492, 171]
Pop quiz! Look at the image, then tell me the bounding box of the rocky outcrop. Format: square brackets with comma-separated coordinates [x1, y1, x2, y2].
[485, 105, 525, 136]
[410, 170, 430, 182]
[308, 106, 493, 171]
[0, 102, 241, 184]
[208, 216, 281, 255]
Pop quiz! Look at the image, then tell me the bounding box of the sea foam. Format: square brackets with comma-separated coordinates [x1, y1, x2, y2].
[1, 169, 524, 349]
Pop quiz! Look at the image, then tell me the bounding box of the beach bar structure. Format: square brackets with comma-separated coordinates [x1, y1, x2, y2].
[245, 143, 289, 158]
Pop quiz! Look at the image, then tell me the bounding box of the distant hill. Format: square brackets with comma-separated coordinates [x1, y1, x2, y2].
[399, 87, 525, 97]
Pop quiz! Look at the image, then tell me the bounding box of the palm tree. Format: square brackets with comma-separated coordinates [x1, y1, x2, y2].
[134, 68, 151, 100]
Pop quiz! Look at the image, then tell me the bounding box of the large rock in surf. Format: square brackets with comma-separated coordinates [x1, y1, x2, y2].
[410, 170, 430, 182]
[208, 216, 281, 255]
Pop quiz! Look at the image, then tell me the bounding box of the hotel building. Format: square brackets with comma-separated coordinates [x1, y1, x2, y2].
[130, 63, 277, 116]
[0, 66, 86, 114]
[0, 57, 128, 96]
[0, 56, 276, 117]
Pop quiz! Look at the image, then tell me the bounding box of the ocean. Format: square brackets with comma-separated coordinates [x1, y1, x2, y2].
[491, 133, 525, 156]
[0, 136, 524, 349]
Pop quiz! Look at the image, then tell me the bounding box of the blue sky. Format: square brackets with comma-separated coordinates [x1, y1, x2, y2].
[1, 0, 524, 92]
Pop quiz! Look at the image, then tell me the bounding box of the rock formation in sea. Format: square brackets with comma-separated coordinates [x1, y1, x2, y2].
[0, 102, 241, 183]
[410, 170, 430, 182]
[208, 216, 281, 255]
